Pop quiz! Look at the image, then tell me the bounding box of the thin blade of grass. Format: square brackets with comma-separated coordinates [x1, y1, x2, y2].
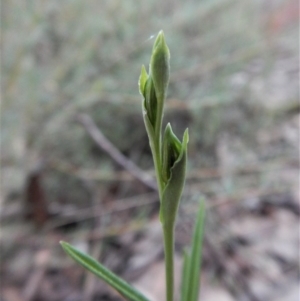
[180, 248, 191, 301]
[60, 241, 151, 301]
[186, 199, 206, 301]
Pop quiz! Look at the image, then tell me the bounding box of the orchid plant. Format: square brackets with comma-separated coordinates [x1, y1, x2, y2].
[61, 31, 205, 301]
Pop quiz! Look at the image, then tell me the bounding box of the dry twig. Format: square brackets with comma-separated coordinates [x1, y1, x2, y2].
[22, 250, 50, 301]
[76, 113, 157, 191]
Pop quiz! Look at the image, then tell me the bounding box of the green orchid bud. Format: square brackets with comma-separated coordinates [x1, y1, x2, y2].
[138, 65, 148, 96]
[162, 123, 182, 183]
[139, 31, 170, 132]
[160, 125, 189, 227]
[150, 31, 170, 101]
[139, 66, 158, 128]
[144, 77, 158, 127]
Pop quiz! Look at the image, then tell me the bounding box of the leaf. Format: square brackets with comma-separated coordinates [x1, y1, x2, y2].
[60, 242, 151, 301]
[180, 200, 206, 301]
[160, 129, 189, 226]
[180, 249, 191, 301]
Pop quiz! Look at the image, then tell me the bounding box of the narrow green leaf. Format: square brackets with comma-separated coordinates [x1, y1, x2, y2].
[60, 242, 151, 301]
[186, 200, 206, 301]
[180, 249, 191, 301]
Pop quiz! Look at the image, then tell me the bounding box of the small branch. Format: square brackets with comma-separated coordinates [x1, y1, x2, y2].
[22, 250, 50, 301]
[76, 114, 157, 191]
[44, 192, 157, 230]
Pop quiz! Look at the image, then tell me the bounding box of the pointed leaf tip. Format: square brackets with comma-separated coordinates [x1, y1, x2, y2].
[139, 65, 148, 96]
[60, 242, 151, 301]
[153, 30, 164, 48]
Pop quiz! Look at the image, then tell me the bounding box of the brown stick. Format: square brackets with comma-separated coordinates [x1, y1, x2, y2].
[44, 192, 157, 230]
[22, 250, 50, 301]
[76, 114, 157, 191]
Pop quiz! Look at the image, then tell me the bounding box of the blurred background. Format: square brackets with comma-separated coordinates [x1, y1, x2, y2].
[1, 0, 299, 300]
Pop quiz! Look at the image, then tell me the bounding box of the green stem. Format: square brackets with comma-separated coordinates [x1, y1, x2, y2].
[163, 224, 174, 301]
[148, 95, 165, 200]
[150, 93, 174, 301]
[149, 134, 163, 200]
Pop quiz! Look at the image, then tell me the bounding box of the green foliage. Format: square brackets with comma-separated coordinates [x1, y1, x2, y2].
[2, 2, 297, 299]
[181, 200, 205, 301]
[61, 31, 206, 301]
[3, 0, 296, 200]
[160, 125, 189, 227]
[60, 242, 151, 301]
[139, 32, 191, 301]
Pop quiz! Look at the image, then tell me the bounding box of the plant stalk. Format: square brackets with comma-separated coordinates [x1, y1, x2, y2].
[149, 134, 163, 200]
[163, 224, 175, 301]
[148, 97, 164, 200]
